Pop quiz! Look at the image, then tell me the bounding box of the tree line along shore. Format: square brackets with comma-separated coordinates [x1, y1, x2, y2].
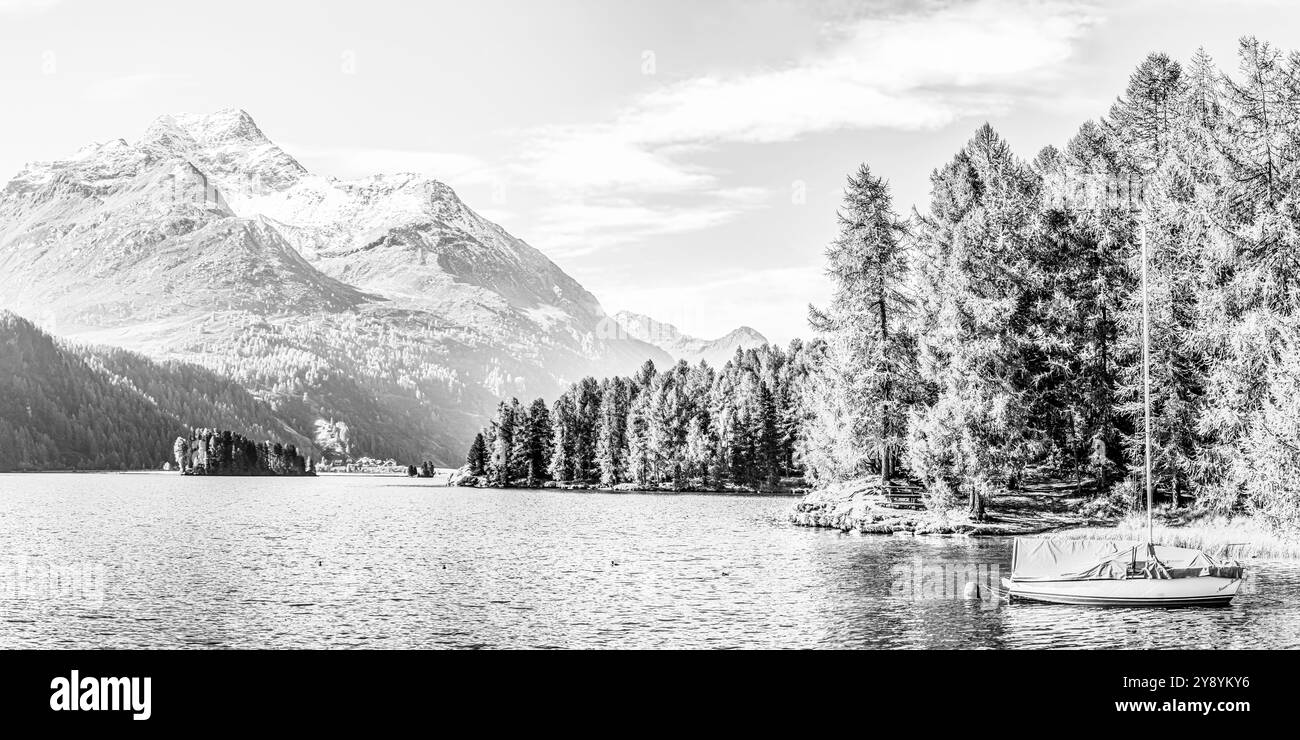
[456, 349, 809, 494]
[459, 40, 1300, 547]
[173, 429, 314, 476]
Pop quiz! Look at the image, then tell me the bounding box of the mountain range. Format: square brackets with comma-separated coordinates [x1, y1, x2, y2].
[0, 109, 767, 465]
[612, 311, 768, 367]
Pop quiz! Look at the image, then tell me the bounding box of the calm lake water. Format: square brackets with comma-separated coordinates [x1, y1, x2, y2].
[1, 472, 1296, 649]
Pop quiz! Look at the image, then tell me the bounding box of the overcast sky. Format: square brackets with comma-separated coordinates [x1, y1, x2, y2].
[3, 0, 1299, 344]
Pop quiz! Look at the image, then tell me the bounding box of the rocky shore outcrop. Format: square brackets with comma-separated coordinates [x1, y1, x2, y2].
[790, 477, 1113, 536]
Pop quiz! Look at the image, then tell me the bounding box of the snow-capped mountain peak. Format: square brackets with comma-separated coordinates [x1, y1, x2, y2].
[719, 326, 767, 345]
[612, 311, 769, 366]
[167, 108, 268, 146]
[0, 109, 670, 464]
[137, 109, 307, 193]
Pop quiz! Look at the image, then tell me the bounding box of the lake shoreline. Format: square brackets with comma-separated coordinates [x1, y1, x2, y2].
[449, 467, 805, 496]
[453, 480, 803, 497]
[10, 472, 1296, 649]
[790, 477, 1299, 559]
[789, 478, 1110, 537]
[2, 468, 798, 497]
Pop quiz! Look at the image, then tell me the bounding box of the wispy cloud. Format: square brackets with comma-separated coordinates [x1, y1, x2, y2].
[595, 0, 1097, 147]
[533, 188, 771, 259]
[514, 0, 1098, 255]
[519, 130, 716, 194]
[0, 0, 60, 13]
[84, 72, 196, 103]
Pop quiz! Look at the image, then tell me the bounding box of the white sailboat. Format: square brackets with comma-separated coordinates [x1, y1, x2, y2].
[1003, 537, 1243, 606]
[1002, 198, 1245, 607]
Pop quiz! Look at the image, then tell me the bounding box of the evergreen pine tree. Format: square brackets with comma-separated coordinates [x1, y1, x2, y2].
[596, 378, 630, 486]
[807, 163, 916, 488]
[522, 398, 552, 486]
[625, 390, 654, 487]
[548, 394, 576, 482]
[466, 432, 487, 476]
[757, 381, 781, 489]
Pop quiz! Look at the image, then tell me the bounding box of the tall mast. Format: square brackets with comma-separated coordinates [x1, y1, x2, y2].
[1140, 210, 1153, 545]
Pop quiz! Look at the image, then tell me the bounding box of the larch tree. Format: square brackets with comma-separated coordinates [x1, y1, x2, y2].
[1104, 53, 1190, 505]
[624, 389, 655, 487]
[488, 399, 519, 486]
[573, 377, 602, 482]
[907, 124, 1043, 520]
[1034, 124, 1134, 491]
[1239, 324, 1300, 534]
[595, 377, 630, 486]
[1106, 52, 1185, 169]
[548, 395, 576, 483]
[1208, 38, 1300, 515]
[806, 163, 915, 489]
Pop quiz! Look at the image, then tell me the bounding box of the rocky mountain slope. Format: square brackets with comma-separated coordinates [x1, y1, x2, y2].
[0, 109, 668, 464]
[612, 311, 768, 367]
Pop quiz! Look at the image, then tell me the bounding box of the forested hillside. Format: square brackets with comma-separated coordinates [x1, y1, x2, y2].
[804, 39, 1300, 534]
[0, 311, 308, 471]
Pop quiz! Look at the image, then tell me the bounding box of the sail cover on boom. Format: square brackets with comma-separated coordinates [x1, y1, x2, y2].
[1010, 538, 1217, 582]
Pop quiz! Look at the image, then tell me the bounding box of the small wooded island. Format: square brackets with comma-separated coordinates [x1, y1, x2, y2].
[174, 429, 315, 476]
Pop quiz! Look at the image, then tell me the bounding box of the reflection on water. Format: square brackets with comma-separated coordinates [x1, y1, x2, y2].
[0, 473, 1296, 649]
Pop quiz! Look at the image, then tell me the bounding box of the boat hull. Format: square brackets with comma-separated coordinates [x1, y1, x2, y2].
[1002, 576, 1241, 607]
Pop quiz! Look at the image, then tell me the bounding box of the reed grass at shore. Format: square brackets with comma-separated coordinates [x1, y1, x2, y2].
[790, 477, 1300, 558]
[1054, 515, 1300, 560]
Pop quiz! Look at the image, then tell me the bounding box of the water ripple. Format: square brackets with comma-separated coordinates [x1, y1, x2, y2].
[0, 472, 1297, 649]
